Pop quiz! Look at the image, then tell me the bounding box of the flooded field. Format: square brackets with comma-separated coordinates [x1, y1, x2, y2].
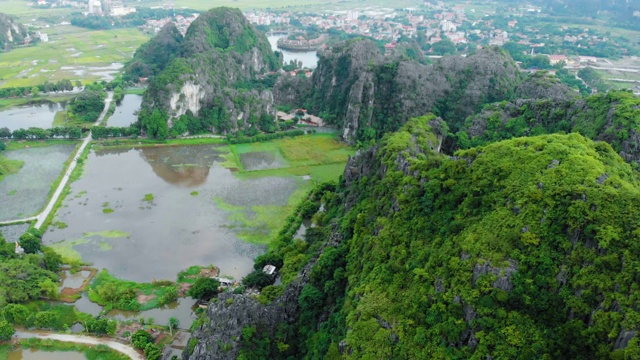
[0, 144, 76, 221]
[0, 223, 30, 242]
[44, 144, 298, 282]
[7, 348, 86, 360]
[106, 94, 142, 127]
[0, 102, 65, 131]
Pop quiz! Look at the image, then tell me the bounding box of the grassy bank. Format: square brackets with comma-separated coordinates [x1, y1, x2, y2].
[0, 94, 76, 111]
[0, 156, 24, 182]
[124, 88, 146, 95]
[92, 136, 226, 150]
[5, 139, 79, 151]
[100, 101, 117, 126]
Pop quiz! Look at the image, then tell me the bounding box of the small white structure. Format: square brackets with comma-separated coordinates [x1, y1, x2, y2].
[15, 242, 24, 255]
[263, 264, 277, 276]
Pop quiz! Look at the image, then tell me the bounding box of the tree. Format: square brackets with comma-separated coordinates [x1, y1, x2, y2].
[132, 329, 153, 349]
[144, 343, 162, 360]
[0, 320, 15, 341]
[34, 311, 58, 329]
[31, 87, 40, 97]
[168, 316, 179, 336]
[188, 277, 220, 300]
[42, 247, 62, 272]
[242, 270, 273, 290]
[19, 232, 41, 254]
[0, 127, 10, 139]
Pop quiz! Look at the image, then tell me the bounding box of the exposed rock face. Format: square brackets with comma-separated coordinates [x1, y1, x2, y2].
[0, 13, 29, 51]
[274, 39, 522, 143]
[136, 7, 280, 134]
[513, 71, 579, 102]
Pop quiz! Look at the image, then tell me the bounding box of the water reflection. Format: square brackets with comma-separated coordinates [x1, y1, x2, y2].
[107, 94, 142, 127]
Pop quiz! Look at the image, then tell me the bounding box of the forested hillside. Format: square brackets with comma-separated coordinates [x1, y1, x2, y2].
[459, 87, 640, 165]
[124, 7, 280, 139]
[184, 116, 640, 359]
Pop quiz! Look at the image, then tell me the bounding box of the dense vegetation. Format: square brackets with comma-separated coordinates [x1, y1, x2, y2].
[67, 84, 106, 123]
[458, 90, 640, 165]
[224, 115, 640, 359]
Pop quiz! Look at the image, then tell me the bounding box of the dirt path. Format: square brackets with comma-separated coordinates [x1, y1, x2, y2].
[34, 91, 113, 229]
[15, 330, 144, 360]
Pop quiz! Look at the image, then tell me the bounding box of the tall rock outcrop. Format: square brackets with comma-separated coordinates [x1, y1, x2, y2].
[128, 7, 280, 136]
[274, 39, 522, 143]
[0, 13, 29, 51]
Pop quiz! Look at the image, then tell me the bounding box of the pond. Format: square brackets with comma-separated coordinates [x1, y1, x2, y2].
[43, 144, 305, 282]
[0, 102, 65, 131]
[268, 35, 319, 69]
[107, 94, 142, 127]
[7, 348, 86, 360]
[72, 293, 197, 329]
[0, 144, 76, 221]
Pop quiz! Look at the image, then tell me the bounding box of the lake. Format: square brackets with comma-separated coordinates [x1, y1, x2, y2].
[0, 102, 65, 131]
[268, 35, 319, 68]
[42, 144, 308, 282]
[107, 94, 142, 127]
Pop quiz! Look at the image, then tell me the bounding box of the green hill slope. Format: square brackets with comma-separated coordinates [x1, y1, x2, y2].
[184, 115, 640, 359]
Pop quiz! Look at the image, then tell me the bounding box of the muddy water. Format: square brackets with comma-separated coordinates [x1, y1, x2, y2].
[107, 94, 142, 127]
[44, 144, 300, 282]
[0, 102, 65, 131]
[72, 293, 197, 329]
[0, 223, 30, 242]
[0, 144, 76, 221]
[59, 270, 92, 289]
[7, 348, 86, 360]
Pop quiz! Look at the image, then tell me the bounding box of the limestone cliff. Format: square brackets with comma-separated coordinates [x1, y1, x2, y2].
[0, 13, 29, 51]
[274, 39, 522, 143]
[134, 7, 280, 136]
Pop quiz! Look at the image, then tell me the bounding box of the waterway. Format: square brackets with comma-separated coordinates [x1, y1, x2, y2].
[107, 94, 142, 127]
[268, 35, 319, 68]
[0, 102, 65, 131]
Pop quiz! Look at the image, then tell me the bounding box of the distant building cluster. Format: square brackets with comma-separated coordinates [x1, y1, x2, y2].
[139, 13, 199, 35]
[87, 0, 135, 16]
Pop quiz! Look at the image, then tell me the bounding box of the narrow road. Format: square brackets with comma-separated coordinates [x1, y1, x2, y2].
[0, 216, 37, 226]
[33, 91, 113, 229]
[15, 331, 144, 360]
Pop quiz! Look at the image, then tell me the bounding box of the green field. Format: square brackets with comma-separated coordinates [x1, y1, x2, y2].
[216, 133, 354, 243]
[0, 26, 149, 88]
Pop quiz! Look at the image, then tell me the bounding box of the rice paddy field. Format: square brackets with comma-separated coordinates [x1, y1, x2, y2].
[0, 25, 149, 88]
